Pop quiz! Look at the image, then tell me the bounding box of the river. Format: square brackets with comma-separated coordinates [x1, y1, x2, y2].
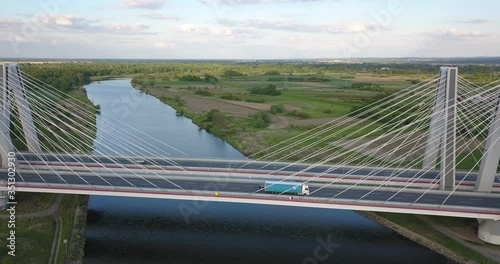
[83, 79, 451, 263]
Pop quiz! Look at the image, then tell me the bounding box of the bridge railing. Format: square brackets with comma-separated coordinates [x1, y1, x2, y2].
[4, 182, 500, 220]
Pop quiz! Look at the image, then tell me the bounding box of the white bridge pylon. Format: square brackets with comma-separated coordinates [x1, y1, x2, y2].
[0, 63, 41, 168]
[423, 67, 500, 194]
[476, 89, 500, 193]
[423, 67, 458, 191]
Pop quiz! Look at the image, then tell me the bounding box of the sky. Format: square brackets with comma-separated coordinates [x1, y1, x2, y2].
[1, 0, 499, 59]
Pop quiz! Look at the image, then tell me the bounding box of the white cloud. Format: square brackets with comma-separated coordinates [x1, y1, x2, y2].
[430, 28, 487, 40]
[54, 16, 73, 26]
[178, 24, 254, 39]
[8, 15, 152, 35]
[138, 13, 180, 20]
[116, 0, 166, 9]
[199, 0, 323, 5]
[153, 41, 174, 48]
[456, 19, 489, 24]
[217, 18, 375, 34]
[181, 24, 194, 32]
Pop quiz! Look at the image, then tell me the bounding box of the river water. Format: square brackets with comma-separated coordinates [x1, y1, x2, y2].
[83, 79, 451, 264]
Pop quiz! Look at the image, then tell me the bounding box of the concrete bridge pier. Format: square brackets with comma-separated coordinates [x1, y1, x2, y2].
[423, 67, 457, 191]
[0, 190, 7, 211]
[478, 219, 500, 245]
[0, 63, 41, 169]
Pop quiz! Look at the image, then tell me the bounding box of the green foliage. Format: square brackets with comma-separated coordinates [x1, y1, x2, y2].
[145, 79, 156, 87]
[286, 110, 310, 119]
[267, 76, 331, 82]
[349, 92, 422, 127]
[263, 70, 281, 75]
[270, 104, 285, 114]
[205, 109, 227, 127]
[179, 75, 203, 82]
[350, 82, 389, 92]
[194, 89, 213, 96]
[204, 74, 218, 84]
[160, 95, 185, 108]
[176, 109, 185, 116]
[250, 84, 282, 96]
[244, 97, 266, 103]
[220, 94, 242, 101]
[22, 64, 92, 92]
[222, 69, 244, 77]
[249, 111, 271, 128]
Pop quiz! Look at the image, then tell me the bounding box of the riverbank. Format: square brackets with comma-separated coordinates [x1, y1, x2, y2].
[137, 82, 500, 263]
[66, 195, 89, 263]
[358, 212, 466, 263]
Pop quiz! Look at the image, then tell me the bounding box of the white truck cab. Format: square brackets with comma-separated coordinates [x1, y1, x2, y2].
[302, 184, 310, 196]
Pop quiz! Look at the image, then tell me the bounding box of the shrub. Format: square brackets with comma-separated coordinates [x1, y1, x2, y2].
[245, 97, 266, 103]
[204, 74, 218, 84]
[250, 84, 281, 96]
[176, 109, 185, 116]
[250, 111, 271, 128]
[222, 69, 244, 77]
[270, 104, 285, 114]
[194, 90, 213, 96]
[263, 70, 281, 75]
[206, 109, 227, 128]
[220, 94, 242, 101]
[286, 110, 310, 119]
[178, 75, 203, 82]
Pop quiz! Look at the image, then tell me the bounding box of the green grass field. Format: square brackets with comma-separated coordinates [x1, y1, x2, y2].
[0, 216, 55, 264]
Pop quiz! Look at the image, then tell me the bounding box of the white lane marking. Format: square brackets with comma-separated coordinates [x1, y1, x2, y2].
[322, 193, 340, 196]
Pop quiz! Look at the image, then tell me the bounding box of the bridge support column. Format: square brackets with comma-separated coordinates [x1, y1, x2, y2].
[478, 219, 500, 245]
[0, 64, 15, 168]
[0, 181, 7, 211]
[0, 63, 41, 168]
[0, 190, 6, 211]
[475, 89, 500, 193]
[422, 67, 457, 190]
[8, 64, 41, 153]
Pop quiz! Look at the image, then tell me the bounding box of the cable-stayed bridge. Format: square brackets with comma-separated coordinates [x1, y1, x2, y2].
[0, 64, 500, 244]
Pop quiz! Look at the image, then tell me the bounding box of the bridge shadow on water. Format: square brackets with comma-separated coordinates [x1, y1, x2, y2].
[83, 196, 454, 264]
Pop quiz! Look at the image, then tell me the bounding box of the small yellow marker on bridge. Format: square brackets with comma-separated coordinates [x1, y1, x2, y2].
[215, 192, 219, 196]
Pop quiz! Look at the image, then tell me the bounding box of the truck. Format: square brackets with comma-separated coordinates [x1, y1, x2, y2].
[262, 181, 310, 196]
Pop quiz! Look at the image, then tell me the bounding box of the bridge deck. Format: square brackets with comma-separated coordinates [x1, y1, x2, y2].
[1, 153, 499, 220]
